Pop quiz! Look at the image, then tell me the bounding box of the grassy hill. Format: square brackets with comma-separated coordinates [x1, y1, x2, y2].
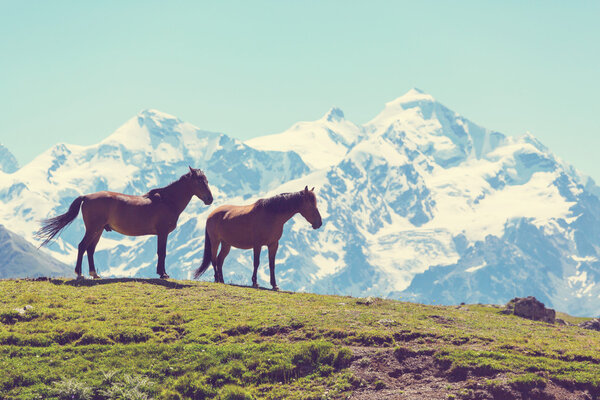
[1, 279, 599, 400]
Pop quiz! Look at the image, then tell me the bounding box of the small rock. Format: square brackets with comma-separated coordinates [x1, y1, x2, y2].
[14, 305, 33, 315]
[357, 296, 375, 305]
[579, 318, 600, 331]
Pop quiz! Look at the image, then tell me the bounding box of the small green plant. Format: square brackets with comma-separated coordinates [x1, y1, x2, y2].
[52, 378, 93, 400]
[100, 374, 157, 400]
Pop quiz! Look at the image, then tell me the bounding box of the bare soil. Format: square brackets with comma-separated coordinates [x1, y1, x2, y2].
[346, 346, 596, 400]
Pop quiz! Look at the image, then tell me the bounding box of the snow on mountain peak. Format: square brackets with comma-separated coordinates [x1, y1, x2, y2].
[323, 107, 345, 122]
[390, 88, 435, 105]
[138, 108, 180, 123]
[366, 89, 438, 130]
[99, 109, 187, 151]
[246, 108, 362, 170]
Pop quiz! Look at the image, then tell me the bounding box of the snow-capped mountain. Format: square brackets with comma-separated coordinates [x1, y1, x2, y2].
[0, 109, 309, 277]
[246, 107, 363, 170]
[0, 144, 19, 173]
[1, 91, 599, 316]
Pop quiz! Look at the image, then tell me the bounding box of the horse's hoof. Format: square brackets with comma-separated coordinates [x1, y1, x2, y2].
[272, 286, 279, 291]
[159, 274, 170, 279]
[90, 273, 101, 280]
[252, 283, 259, 289]
[75, 275, 85, 280]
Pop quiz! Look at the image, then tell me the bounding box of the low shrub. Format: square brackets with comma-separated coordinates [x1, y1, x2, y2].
[171, 373, 217, 400]
[220, 384, 253, 400]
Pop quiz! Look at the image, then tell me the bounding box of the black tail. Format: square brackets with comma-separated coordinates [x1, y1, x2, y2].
[35, 196, 84, 247]
[194, 228, 212, 279]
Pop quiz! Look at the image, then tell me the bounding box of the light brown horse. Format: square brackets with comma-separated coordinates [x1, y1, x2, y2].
[36, 167, 213, 279]
[193, 186, 322, 290]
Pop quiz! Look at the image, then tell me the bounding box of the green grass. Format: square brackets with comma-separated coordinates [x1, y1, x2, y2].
[1, 279, 599, 399]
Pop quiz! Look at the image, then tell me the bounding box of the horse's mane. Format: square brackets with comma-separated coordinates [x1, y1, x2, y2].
[255, 191, 304, 213]
[143, 171, 195, 199]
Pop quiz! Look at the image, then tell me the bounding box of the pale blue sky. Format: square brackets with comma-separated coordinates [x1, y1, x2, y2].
[1, 1, 599, 179]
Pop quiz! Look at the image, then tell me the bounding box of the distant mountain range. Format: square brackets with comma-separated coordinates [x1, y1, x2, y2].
[1, 89, 599, 316]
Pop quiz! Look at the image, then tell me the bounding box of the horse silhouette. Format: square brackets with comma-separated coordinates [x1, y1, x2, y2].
[194, 186, 322, 290]
[36, 167, 213, 279]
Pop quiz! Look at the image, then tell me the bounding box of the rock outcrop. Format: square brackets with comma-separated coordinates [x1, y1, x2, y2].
[579, 318, 600, 331]
[503, 296, 556, 324]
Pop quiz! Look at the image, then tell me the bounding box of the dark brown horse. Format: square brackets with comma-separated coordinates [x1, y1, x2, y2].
[193, 186, 322, 290]
[36, 167, 213, 279]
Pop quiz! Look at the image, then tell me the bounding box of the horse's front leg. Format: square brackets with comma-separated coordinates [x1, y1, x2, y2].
[252, 246, 261, 288]
[267, 242, 279, 291]
[157, 233, 169, 279]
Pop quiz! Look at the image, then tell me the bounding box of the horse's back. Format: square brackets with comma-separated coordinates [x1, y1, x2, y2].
[208, 203, 255, 220]
[207, 203, 264, 248]
[81, 191, 160, 236]
[85, 191, 150, 205]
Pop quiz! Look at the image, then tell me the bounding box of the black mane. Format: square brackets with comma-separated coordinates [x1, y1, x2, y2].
[255, 191, 303, 213]
[143, 170, 197, 199]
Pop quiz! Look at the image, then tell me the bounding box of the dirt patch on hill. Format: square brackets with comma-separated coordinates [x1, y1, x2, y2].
[346, 346, 596, 400]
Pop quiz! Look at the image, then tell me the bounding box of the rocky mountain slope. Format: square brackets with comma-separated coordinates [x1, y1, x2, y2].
[0, 224, 70, 278]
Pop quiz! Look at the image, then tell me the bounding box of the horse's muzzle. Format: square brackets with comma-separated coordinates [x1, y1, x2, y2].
[312, 221, 322, 229]
[204, 197, 214, 205]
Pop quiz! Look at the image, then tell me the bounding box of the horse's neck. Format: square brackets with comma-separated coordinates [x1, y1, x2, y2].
[161, 180, 194, 215]
[274, 202, 300, 226]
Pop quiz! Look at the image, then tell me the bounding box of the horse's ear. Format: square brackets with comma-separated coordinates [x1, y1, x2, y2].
[189, 166, 194, 174]
[310, 187, 315, 192]
[304, 186, 309, 192]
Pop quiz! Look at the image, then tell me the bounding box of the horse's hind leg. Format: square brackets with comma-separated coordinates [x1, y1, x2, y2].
[215, 243, 231, 284]
[75, 230, 101, 279]
[252, 246, 261, 288]
[87, 231, 103, 279]
[267, 242, 279, 291]
[210, 239, 220, 282]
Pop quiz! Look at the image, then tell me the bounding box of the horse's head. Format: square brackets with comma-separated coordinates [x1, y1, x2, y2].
[299, 186, 322, 229]
[187, 166, 213, 205]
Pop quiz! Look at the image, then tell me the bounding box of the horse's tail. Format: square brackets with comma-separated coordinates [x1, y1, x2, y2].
[194, 228, 212, 279]
[35, 196, 85, 247]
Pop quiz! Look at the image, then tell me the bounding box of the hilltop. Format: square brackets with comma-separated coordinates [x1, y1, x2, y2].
[0, 279, 599, 399]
